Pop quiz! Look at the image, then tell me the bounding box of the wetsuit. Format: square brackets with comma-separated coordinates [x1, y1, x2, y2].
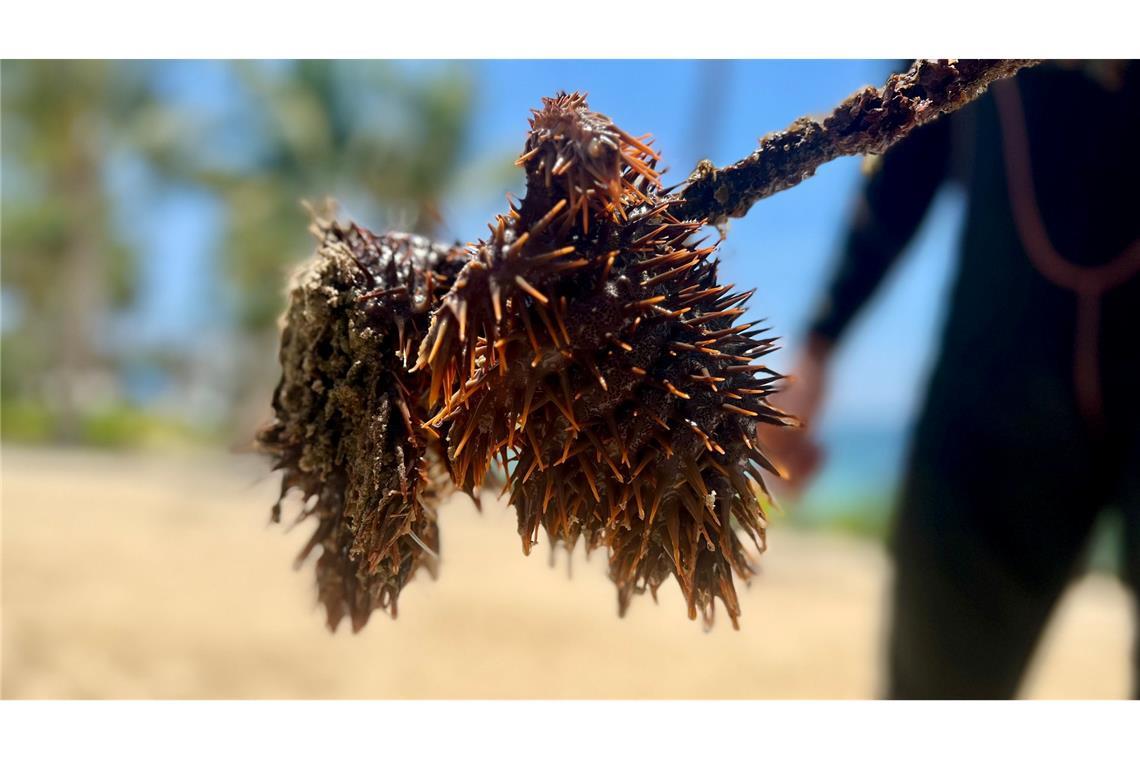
[807, 62, 1140, 698]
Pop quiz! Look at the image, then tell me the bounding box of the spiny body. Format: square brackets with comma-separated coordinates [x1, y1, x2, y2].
[258, 219, 467, 631]
[417, 92, 793, 627]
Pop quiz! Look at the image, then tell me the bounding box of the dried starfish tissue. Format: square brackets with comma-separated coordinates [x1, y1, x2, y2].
[258, 218, 467, 631]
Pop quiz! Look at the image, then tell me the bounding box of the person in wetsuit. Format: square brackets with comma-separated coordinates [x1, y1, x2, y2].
[762, 61, 1140, 699]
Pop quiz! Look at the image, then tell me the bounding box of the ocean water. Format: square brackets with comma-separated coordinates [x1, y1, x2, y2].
[790, 423, 909, 536]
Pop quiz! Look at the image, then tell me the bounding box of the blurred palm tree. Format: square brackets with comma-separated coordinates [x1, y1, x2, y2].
[2, 60, 486, 445]
[214, 61, 475, 335]
[1, 60, 166, 440]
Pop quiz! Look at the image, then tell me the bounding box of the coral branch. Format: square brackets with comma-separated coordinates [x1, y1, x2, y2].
[674, 59, 1039, 224]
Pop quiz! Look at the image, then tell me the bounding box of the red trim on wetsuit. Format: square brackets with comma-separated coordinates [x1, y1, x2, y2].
[994, 79, 1140, 430]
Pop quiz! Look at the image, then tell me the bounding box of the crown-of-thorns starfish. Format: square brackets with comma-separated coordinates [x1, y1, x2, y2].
[417, 92, 794, 628]
[258, 219, 468, 631]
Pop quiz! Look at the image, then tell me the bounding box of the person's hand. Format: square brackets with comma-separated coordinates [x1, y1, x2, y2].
[757, 335, 833, 499]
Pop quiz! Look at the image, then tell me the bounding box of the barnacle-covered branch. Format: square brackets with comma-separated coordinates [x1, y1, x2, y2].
[674, 59, 1039, 225]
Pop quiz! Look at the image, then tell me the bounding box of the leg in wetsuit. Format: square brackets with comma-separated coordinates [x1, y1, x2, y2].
[887, 362, 1111, 698]
[888, 348, 1140, 698]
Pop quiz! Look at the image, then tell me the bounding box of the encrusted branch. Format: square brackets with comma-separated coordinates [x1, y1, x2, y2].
[673, 59, 1040, 224]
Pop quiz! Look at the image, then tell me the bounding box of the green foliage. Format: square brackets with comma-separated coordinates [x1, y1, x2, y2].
[815, 505, 893, 541]
[1, 398, 216, 449]
[1, 60, 160, 440]
[0, 400, 56, 443]
[786, 491, 893, 541]
[2, 61, 152, 311]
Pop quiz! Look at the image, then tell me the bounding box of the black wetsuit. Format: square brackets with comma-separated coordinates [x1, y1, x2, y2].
[807, 62, 1140, 698]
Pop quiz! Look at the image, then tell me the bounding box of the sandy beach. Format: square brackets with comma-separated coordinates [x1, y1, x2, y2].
[2, 446, 1133, 699]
